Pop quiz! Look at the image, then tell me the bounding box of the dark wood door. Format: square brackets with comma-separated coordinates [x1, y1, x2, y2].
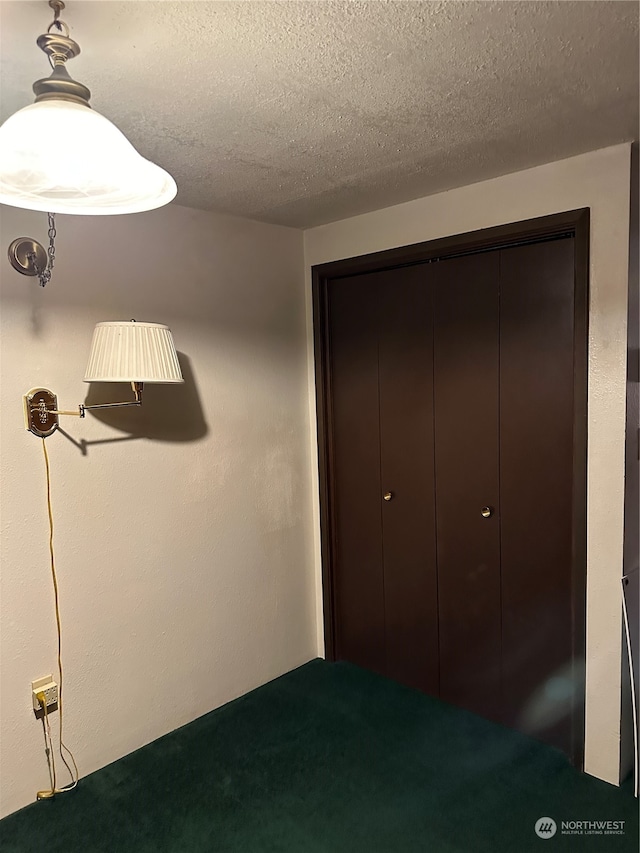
[499, 239, 576, 752]
[328, 273, 386, 676]
[321, 228, 583, 763]
[432, 252, 502, 724]
[378, 266, 439, 695]
[327, 266, 439, 690]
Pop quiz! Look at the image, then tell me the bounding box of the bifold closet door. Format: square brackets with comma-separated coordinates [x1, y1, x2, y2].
[378, 267, 438, 694]
[327, 266, 438, 690]
[328, 273, 385, 675]
[326, 237, 578, 759]
[499, 238, 576, 754]
[432, 252, 503, 723]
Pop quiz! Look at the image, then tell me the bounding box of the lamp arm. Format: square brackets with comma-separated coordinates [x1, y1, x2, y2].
[79, 381, 143, 416]
[28, 382, 143, 430]
[49, 407, 83, 417]
[79, 399, 142, 414]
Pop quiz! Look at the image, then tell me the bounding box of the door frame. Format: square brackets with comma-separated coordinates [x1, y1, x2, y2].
[312, 208, 590, 769]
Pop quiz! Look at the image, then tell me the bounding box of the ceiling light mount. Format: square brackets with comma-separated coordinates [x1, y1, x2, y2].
[48, 0, 65, 22]
[33, 3, 90, 107]
[36, 31, 80, 65]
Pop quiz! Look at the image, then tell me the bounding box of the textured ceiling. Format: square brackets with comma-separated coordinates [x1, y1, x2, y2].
[1, 1, 638, 227]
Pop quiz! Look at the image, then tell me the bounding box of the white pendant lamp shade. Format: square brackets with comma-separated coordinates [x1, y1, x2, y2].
[84, 322, 183, 384]
[0, 101, 177, 215]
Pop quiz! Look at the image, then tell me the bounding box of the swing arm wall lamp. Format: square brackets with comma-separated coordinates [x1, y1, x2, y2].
[23, 321, 183, 438]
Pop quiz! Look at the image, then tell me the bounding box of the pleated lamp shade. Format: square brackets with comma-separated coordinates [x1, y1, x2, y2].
[84, 322, 183, 384]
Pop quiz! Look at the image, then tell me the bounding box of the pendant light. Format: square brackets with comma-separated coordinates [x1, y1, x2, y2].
[2, 1, 177, 286]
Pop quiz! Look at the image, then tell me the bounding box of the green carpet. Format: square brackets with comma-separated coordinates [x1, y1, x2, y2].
[1, 659, 637, 852]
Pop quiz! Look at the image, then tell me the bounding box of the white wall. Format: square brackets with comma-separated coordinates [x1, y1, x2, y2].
[304, 143, 632, 786]
[0, 203, 316, 818]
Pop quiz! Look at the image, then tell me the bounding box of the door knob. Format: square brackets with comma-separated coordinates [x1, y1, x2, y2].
[481, 506, 493, 518]
[383, 492, 393, 502]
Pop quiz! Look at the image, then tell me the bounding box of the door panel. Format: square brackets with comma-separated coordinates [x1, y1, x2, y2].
[499, 239, 575, 755]
[378, 266, 439, 694]
[327, 274, 385, 674]
[433, 252, 503, 723]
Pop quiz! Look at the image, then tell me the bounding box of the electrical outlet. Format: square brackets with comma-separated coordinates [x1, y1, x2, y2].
[31, 675, 58, 713]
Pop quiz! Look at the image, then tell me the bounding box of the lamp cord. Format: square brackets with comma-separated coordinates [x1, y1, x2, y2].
[38, 437, 79, 798]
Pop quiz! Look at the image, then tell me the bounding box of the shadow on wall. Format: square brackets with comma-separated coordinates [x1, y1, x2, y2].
[59, 353, 207, 454]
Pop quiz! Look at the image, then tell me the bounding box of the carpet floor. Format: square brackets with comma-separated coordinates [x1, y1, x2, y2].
[0, 659, 637, 852]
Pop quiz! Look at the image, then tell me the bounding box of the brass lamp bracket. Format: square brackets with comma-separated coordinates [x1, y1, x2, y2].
[24, 388, 60, 438]
[23, 382, 144, 438]
[23, 386, 83, 439]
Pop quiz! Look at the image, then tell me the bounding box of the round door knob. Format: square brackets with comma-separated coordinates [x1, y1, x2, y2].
[383, 492, 393, 502]
[481, 506, 493, 518]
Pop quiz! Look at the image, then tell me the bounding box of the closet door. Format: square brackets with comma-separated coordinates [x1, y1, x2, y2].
[327, 265, 439, 689]
[432, 252, 503, 723]
[499, 238, 576, 754]
[324, 235, 580, 761]
[378, 266, 439, 694]
[327, 273, 385, 675]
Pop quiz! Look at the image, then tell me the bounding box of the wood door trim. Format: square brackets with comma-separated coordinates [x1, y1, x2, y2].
[312, 208, 590, 768]
[571, 211, 589, 770]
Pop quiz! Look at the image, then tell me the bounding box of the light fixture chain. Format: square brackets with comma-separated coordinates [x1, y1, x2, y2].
[47, 212, 56, 274]
[28, 213, 56, 287]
